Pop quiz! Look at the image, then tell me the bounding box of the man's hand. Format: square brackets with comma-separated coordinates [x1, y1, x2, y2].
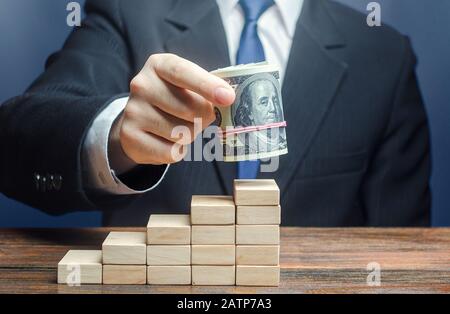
[109, 54, 235, 169]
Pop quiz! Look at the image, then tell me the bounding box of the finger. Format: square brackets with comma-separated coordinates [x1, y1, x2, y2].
[135, 70, 216, 125]
[120, 124, 187, 165]
[150, 54, 235, 106]
[124, 97, 199, 145]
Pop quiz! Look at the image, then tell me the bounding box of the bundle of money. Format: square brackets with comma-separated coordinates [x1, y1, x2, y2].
[211, 62, 288, 162]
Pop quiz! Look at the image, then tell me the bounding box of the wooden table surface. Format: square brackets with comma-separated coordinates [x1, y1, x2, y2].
[0, 228, 449, 294]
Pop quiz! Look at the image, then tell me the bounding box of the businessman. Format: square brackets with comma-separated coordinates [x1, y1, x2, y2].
[0, 0, 431, 226]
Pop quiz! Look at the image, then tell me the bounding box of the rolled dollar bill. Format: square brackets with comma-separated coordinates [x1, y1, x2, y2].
[211, 62, 288, 162]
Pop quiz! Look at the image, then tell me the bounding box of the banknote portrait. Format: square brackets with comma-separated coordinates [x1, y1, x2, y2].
[232, 73, 287, 155]
[212, 64, 288, 161]
[233, 73, 284, 127]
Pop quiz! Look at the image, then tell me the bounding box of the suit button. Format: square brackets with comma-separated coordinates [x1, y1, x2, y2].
[41, 176, 47, 192]
[46, 174, 54, 191]
[34, 173, 62, 192]
[52, 175, 63, 191]
[34, 173, 41, 191]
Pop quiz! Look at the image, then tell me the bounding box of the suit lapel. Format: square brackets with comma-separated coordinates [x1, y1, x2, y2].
[259, 0, 348, 195]
[164, 0, 230, 71]
[164, 0, 235, 194]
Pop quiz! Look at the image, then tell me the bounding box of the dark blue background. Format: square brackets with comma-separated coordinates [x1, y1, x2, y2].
[0, 0, 449, 227]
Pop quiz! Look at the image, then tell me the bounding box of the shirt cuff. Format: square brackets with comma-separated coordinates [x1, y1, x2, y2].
[82, 95, 170, 195]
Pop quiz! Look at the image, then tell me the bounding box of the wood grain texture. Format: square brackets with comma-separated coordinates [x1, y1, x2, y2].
[236, 245, 279, 265]
[233, 179, 280, 205]
[192, 266, 236, 286]
[147, 266, 191, 285]
[191, 245, 236, 265]
[191, 195, 235, 225]
[236, 266, 280, 286]
[102, 232, 146, 265]
[147, 215, 191, 245]
[57, 250, 102, 284]
[191, 225, 235, 245]
[237, 205, 281, 225]
[147, 245, 191, 266]
[236, 225, 280, 245]
[1, 228, 450, 293]
[103, 265, 146, 285]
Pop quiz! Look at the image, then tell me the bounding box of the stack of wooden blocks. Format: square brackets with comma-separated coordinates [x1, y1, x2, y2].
[58, 179, 281, 286]
[102, 231, 147, 284]
[234, 179, 281, 286]
[191, 195, 236, 285]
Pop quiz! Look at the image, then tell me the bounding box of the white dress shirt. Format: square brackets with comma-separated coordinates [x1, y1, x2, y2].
[82, 0, 304, 195]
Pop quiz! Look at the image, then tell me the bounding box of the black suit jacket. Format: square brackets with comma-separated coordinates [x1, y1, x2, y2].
[0, 0, 431, 226]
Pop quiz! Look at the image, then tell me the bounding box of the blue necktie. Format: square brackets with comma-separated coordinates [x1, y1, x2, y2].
[236, 0, 275, 179]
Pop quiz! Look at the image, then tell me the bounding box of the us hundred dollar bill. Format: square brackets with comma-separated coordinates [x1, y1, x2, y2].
[211, 62, 288, 162]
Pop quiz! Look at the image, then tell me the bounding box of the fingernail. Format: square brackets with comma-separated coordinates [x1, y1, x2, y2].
[214, 87, 235, 105]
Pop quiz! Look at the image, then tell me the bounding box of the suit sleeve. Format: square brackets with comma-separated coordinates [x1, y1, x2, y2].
[0, 0, 139, 214]
[361, 37, 431, 226]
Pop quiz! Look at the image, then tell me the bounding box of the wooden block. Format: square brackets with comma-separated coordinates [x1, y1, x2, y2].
[191, 245, 235, 265]
[192, 266, 236, 286]
[147, 245, 190, 265]
[191, 225, 235, 245]
[233, 179, 280, 205]
[57, 250, 102, 284]
[236, 265, 280, 286]
[103, 265, 146, 285]
[237, 205, 281, 225]
[236, 225, 279, 245]
[102, 232, 146, 265]
[147, 214, 191, 244]
[147, 266, 191, 285]
[191, 195, 235, 225]
[236, 245, 279, 265]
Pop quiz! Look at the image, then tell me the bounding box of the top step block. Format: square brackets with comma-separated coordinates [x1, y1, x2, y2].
[147, 214, 191, 244]
[191, 195, 236, 225]
[233, 179, 280, 206]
